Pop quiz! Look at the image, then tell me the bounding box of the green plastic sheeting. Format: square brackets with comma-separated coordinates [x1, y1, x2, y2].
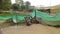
[0, 10, 60, 26]
[30, 10, 60, 25]
[0, 14, 25, 21]
[0, 10, 60, 22]
[30, 10, 60, 21]
[12, 14, 25, 21]
[0, 16, 12, 21]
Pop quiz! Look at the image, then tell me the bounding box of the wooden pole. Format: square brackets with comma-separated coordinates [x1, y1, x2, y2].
[34, 9, 36, 19]
[15, 11, 18, 23]
[35, 10, 36, 19]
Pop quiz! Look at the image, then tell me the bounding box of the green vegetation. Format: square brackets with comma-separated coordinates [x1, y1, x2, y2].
[0, 12, 30, 17]
[51, 5, 60, 9]
[25, 1, 31, 10]
[17, 12, 30, 16]
[13, 0, 31, 10]
[0, 0, 33, 11]
[50, 5, 60, 13]
[0, 0, 12, 10]
[0, 12, 12, 17]
[17, 20, 25, 26]
[12, 3, 20, 10]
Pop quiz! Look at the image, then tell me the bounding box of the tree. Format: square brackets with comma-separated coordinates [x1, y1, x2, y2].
[0, 0, 12, 10]
[16, 0, 24, 6]
[0, 0, 2, 10]
[12, 3, 20, 10]
[25, 1, 31, 10]
[16, 0, 24, 10]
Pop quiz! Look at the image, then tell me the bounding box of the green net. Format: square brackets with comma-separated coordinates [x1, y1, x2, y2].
[0, 14, 25, 21]
[0, 10, 60, 22]
[12, 14, 25, 21]
[30, 10, 60, 25]
[0, 16, 12, 21]
[0, 10, 60, 25]
[31, 10, 60, 21]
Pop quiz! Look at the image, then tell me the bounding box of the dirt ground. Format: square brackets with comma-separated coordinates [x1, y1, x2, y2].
[1, 24, 60, 34]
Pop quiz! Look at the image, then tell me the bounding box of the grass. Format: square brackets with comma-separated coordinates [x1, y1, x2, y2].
[0, 20, 25, 28]
[17, 20, 25, 26]
[0, 12, 30, 17]
[0, 12, 12, 17]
